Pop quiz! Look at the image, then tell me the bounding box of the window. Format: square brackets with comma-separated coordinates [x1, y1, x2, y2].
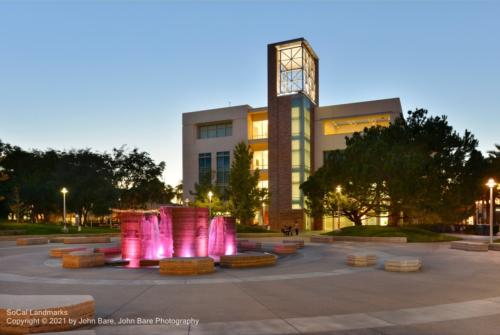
[216, 151, 230, 187]
[290, 96, 312, 209]
[198, 122, 232, 139]
[198, 153, 211, 184]
[252, 150, 268, 170]
[277, 42, 316, 103]
[257, 180, 268, 190]
[252, 120, 268, 139]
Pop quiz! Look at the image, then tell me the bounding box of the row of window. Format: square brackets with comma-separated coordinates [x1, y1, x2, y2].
[198, 122, 232, 139]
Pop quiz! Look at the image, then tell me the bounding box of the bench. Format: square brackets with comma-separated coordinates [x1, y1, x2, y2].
[384, 257, 422, 272]
[346, 254, 378, 267]
[63, 236, 111, 244]
[273, 243, 297, 254]
[62, 251, 105, 268]
[283, 240, 305, 248]
[50, 247, 89, 258]
[0, 294, 94, 334]
[159, 257, 214, 275]
[220, 253, 277, 268]
[238, 241, 262, 251]
[310, 235, 334, 243]
[16, 237, 49, 246]
[94, 246, 121, 255]
[451, 241, 488, 252]
[489, 243, 500, 251]
[49, 237, 66, 243]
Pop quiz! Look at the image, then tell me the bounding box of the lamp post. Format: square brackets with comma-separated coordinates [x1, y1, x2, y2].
[486, 178, 497, 243]
[335, 185, 342, 231]
[61, 187, 68, 233]
[208, 191, 213, 218]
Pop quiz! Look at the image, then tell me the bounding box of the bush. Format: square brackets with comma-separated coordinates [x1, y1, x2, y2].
[236, 224, 277, 233]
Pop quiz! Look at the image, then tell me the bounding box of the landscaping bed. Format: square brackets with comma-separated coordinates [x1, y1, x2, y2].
[0, 222, 119, 236]
[321, 225, 461, 243]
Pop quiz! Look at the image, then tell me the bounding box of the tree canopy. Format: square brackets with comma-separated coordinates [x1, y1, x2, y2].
[0, 143, 174, 222]
[302, 109, 489, 227]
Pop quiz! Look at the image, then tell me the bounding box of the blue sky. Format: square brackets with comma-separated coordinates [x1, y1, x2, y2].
[0, 1, 499, 185]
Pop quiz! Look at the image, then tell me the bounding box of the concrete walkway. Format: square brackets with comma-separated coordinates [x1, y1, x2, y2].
[2, 238, 500, 334]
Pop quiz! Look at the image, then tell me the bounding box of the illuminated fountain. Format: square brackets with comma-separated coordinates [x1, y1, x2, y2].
[115, 207, 236, 268]
[208, 216, 237, 260]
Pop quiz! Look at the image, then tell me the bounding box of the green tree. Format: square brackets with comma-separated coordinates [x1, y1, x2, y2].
[227, 142, 262, 225]
[112, 147, 170, 208]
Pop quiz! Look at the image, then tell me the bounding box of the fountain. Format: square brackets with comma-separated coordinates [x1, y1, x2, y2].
[115, 207, 236, 268]
[208, 216, 237, 260]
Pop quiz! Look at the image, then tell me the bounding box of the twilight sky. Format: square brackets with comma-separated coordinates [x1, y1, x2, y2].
[0, 1, 499, 186]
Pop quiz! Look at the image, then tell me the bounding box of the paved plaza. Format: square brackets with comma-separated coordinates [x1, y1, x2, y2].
[2, 238, 500, 334]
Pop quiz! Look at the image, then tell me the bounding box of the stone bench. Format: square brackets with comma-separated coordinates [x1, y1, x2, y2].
[451, 241, 488, 252]
[49, 237, 66, 243]
[16, 237, 49, 246]
[140, 259, 160, 267]
[63, 236, 111, 244]
[159, 257, 214, 275]
[283, 240, 305, 248]
[384, 257, 422, 272]
[310, 235, 334, 243]
[220, 253, 277, 268]
[273, 243, 297, 254]
[238, 241, 262, 251]
[346, 254, 378, 267]
[0, 294, 94, 334]
[94, 246, 121, 255]
[62, 251, 105, 268]
[50, 247, 89, 258]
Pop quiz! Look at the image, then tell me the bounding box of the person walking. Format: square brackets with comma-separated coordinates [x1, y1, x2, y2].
[294, 221, 299, 236]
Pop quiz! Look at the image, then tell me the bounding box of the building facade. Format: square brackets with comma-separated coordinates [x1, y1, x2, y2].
[183, 38, 402, 230]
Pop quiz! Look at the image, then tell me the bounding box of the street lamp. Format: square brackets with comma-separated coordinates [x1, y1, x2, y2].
[61, 187, 68, 233]
[335, 185, 342, 231]
[486, 178, 497, 243]
[208, 191, 213, 218]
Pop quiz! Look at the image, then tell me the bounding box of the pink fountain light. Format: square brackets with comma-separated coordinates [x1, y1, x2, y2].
[117, 207, 236, 268]
[208, 216, 237, 260]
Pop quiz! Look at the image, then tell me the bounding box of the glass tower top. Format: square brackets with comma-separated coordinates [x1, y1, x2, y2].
[276, 41, 317, 103]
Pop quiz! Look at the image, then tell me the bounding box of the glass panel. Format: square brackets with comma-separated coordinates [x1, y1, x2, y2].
[198, 153, 211, 184]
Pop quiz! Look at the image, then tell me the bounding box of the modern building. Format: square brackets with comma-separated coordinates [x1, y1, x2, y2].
[183, 38, 402, 230]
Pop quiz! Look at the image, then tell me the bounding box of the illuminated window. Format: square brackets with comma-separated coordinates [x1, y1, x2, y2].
[198, 122, 232, 139]
[290, 96, 312, 209]
[277, 42, 316, 102]
[257, 180, 268, 190]
[252, 150, 268, 170]
[252, 120, 268, 139]
[323, 114, 391, 136]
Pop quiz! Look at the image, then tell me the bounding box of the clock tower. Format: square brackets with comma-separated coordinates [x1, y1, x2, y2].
[267, 38, 319, 230]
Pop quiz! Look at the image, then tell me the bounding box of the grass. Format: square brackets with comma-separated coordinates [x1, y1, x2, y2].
[321, 225, 461, 243]
[0, 222, 120, 236]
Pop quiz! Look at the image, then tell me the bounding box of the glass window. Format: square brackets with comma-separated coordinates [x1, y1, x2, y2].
[252, 150, 268, 170]
[216, 151, 230, 186]
[198, 153, 211, 184]
[257, 180, 268, 190]
[252, 120, 268, 139]
[198, 122, 232, 139]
